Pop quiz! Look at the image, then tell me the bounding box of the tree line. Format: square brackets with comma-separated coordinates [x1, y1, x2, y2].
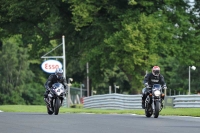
[0, 0, 200, 104]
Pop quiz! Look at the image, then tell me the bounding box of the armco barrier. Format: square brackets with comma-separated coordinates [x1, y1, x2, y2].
[172, 95, 200, 108]
[83, 94, 200, 109]
[83, 93, 142, 109]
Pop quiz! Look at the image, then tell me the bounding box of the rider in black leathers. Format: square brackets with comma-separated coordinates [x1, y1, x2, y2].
[44, 68, 67, 104]
[141, 66, 167, 109]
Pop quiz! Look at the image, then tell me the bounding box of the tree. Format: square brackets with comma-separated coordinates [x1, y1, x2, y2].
[0, 36, 35, 104]
[0, 0, 200, 97]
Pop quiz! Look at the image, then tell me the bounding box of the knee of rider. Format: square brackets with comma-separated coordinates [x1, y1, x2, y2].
[162, 96, 165, 100]
[161, 93, 165, 99]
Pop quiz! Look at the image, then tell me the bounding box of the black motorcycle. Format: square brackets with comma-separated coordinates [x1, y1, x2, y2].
[45, 83, 66, 115]
[145, 84, 165, 118]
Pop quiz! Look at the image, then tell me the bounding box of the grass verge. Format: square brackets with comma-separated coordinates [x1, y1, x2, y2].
[0, 105, 200, 117]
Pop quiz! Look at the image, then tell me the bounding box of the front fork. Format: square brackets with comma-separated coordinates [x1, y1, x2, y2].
[151, 97, 162, 113]
[151, 96, 155, 114]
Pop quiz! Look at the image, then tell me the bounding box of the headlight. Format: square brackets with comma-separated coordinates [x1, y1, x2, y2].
[154, 90, 161, 96]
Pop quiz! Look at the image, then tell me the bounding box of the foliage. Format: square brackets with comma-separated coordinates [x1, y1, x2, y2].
[0, 0, 200, 105]
[0, 36, 45, 104]
[21, 83, 45, 105]
[0, 36, 35, 104]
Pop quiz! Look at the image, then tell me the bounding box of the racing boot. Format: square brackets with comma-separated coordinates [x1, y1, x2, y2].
[159, 100, 163, 112]
[44, 90, 50, 105]
[141, 94, 146, 109]
[142, 100, 145, 109]
[160, 93, 165, 110]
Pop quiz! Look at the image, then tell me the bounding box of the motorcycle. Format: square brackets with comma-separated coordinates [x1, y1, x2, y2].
[144, 84, 165, 118]
[45, 83, 66, 115]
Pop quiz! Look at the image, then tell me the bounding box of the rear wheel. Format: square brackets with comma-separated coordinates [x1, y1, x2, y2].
[54, 97, 60, 115]
[154, 101, 160, 118]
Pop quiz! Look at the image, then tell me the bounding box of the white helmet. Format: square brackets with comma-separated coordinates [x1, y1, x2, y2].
[152, 66, 160, 76]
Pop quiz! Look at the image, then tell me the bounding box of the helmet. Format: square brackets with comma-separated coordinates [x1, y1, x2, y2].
[55, 68, 63, 79]
[152, 66, 160, 76]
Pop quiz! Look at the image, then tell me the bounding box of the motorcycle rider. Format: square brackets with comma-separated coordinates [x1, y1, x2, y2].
[141, 66, 167, 109]
[44, 68, 68, 104]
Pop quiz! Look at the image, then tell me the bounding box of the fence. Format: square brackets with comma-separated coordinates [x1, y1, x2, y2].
[62, 87, 87, 107]
[83, 94, 200, 109]
[84, 93, 141, 109]
[172, 95, 200, 108]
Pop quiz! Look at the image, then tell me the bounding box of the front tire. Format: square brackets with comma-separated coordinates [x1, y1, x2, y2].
[54, 97, 60, 115]
[154, 101, 160, 118]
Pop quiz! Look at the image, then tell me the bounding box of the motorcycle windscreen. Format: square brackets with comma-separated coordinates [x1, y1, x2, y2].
[152, 84, 161, 90]
[52, 83, 64, 96]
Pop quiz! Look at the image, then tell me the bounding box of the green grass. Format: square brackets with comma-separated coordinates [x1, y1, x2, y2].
[0, 105, 200, 117]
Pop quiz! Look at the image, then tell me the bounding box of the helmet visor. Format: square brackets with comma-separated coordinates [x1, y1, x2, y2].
[57, 73, 63, 78]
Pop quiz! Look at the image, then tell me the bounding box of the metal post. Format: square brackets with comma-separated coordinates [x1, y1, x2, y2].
[114, 85, 119, 93]
[109, 86, 111, 94]
[188, 66, 196, 95]
[80, 84, 82, 98]
[62, 36, 67, 107]
[67, 78, 73, 108]
[189, 66, 191, 95]
[86, 62, 89, 96]
[62, 36, 66, 78]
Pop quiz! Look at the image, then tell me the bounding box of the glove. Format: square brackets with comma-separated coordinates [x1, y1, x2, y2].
[144, 83, 148, 87]
[163, 85, 167, 89]
[63, 91, 67, 97]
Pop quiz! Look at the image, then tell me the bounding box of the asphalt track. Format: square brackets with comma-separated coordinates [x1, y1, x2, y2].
[0, 112, 200, 133]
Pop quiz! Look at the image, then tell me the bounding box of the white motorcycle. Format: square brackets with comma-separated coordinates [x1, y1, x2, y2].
[45, 83, 66, 115]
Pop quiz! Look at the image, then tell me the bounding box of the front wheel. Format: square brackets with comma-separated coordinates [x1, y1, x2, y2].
[54, 97, 60, 115]
[154, 101, 160, 118]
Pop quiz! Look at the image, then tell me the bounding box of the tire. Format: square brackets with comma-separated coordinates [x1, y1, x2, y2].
[154, 101, 160, 118]
[54, 97, 60, 115]
[47, 106, 53, 115]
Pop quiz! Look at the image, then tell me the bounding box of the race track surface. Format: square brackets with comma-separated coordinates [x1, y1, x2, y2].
[0, 112, 200, 133]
